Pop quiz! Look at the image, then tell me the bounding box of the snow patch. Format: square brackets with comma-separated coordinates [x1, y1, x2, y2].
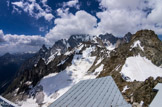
[93, 64, 104, 76]
[56, 49, 61, 56]
[95, 58, 103, 66]
[57, 58, 68, 66]
[140, 101, 144, 106]
[47, 54, 56, 64]
[106, 44, 115, 51]
[121, 55, 162, 81]
[25, 81, 32, 85]
[75, 44, 84, 53]
[130, 40, 144, 51]
[115, 65, 121, 71]
[64, 50, 73, 56]
[122, 86, 129, 93]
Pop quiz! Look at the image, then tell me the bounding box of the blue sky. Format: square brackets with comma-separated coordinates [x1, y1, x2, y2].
[0, 0, 101, 36]
[0, 0, 162, 55]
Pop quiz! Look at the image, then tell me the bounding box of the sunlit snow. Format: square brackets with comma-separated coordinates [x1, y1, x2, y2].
[121, 55, 162, 81]
[130, 40, 144, 51]
[122, 85, 129, 93]
[21, 45, 104, 107]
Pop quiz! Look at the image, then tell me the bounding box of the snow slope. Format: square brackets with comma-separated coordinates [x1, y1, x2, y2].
[21, 45, 104, 107]
[121, 55, 162, 81]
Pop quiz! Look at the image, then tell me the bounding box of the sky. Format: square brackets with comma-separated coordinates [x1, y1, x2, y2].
[0, 0, 162, 55]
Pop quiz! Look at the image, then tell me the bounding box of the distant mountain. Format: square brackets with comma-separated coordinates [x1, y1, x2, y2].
[0, 53, 35, 94]
[99, 32, 132, 48]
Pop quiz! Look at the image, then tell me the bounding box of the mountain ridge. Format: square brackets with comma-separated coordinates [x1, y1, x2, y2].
[2, 30, 162, 107]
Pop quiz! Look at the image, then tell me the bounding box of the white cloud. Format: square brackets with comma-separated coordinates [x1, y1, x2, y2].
[96, 9, 145, 36]
[46, 9, 97, 42]
[12, 0, 54, 21]
[12, 1, 24, 8]
[0, 30, 49, 55]
[63, 0, 80, 9]
[147, 0, 162, 25]
[67, 0, 78, 7]
[96, 0, 162, 36]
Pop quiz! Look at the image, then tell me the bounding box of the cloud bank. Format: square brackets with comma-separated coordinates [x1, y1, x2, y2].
[0, 30, 48, 55]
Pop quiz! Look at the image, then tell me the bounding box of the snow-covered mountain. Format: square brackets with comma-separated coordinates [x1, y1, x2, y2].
[3, 34, 114, 106]
[2, 30, 162, 107]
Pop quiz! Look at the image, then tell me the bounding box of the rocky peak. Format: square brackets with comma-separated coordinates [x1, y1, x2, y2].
[123, 32, 132, 43]
[54, 39, 67, 46]
[39, 44, 48, 54]
[49, 39, 68, 56]
[131, 30, 160, 45]
[99, 33, 118, 44]
[68, 34, 90, 48]
[128, 30, 162, 66]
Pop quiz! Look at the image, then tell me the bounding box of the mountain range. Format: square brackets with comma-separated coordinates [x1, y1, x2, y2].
[1, 30, 162, 107]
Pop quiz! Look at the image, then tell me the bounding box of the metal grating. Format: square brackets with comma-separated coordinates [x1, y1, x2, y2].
[49, 76, 131, 107]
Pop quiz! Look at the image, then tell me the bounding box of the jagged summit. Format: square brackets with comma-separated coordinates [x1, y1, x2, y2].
[38, 44, 48, 56]
[123, 32, 132, 43]
[99, 33, 118, 44]
[132, 30, 159, 40]
[40, 44, 48, 52]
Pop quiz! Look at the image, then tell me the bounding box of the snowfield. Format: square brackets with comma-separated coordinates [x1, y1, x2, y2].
[121, 55, 162, 81]
[20, 46, 104, 107]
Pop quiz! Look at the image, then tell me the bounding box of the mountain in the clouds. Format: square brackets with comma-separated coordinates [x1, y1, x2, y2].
[2, 30, 162, 107]
[0, 53, 35, 94]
